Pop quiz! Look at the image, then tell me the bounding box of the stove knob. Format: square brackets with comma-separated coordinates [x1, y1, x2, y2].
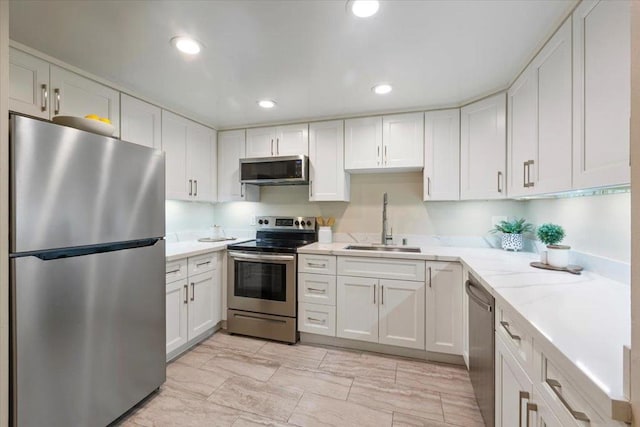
[258, 219, 263, 225]
[306, 220, 312, 226]
[264, 219, 269, 225]
[295, 220, 300, 226]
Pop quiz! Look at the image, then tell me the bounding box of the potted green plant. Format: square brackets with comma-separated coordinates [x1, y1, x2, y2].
[536, 223, 569, 267]
[490, 218, 533, 251]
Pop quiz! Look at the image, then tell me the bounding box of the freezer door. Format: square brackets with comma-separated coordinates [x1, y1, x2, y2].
[12, 240, 166, 427]
[11, 115, 165, 253]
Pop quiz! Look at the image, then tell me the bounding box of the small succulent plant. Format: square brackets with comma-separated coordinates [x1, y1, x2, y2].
[490, 218, 533, 234]
[536, 223, 565, 246]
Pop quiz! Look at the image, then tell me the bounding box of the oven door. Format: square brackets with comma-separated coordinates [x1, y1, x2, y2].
[228, 251, 296, 317]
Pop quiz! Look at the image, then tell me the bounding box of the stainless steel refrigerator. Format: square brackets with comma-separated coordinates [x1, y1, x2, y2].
[9, 115, 166, 427]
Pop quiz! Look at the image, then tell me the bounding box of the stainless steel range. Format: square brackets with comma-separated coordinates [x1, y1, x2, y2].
[227, 216, 317, 343]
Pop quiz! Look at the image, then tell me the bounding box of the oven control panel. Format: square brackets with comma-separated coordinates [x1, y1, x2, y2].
[256, 216, 316, 230]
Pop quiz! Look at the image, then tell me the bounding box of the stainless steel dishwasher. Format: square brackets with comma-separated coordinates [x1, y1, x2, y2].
[466, 274, 495, 427]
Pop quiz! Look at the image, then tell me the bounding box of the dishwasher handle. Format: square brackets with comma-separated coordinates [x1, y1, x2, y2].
[466, 280, 493, 313]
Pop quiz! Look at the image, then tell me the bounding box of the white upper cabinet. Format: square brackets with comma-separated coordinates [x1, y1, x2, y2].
[383, 112, 424, 170]
[120, 94, 161, 149]
[508, 19, 572, 197]
[460, 93, 507, 200]
[50, 65, 120, 137]
[344, 113, 423, 172]
[245, 124, 308, 158]
[344, 116, 383, 170]
[9, 47, 49, 119]
[162, 110, 216, 202]
[308, 120, 350, 202]
[217, 129, 260, 202]
[424, 109, 460, 201]
[572, 0, 630, 189]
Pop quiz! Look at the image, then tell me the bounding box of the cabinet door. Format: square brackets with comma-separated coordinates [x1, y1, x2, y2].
[276, 124, 308, 156]
[534, 19, 572, 194]
[309, 120, 350, 201]
[212, 265, 222, 326]
[507, 68, 538, 198]
[166, 279, 188, 354]
[9, 48, 49, 119]
[187, 121, 215, 202]
[162, 110, 189, 200]
[120, 94, 161, 149]
[336, 276, 378, 343]
[382, 113, 424, 169]
[424, 109, 460, 201]
[496, 336, 533, 427]
[425, 262, 462, 355]
[49, 65, 120, 136]
[218, 129, 259, 202]
[246, 126, 276, 158]
[378, 279, 425, 350]
[460, 93, 506, 200]
[188, 270, 215, 341]
[573, 0, 630, 189]
[344, 116, 382, 170]
[461, 267, 470, 368]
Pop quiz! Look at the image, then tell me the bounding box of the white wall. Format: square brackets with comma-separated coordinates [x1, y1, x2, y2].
[165, 200, 215, 234]
[526, 192, 631, 263]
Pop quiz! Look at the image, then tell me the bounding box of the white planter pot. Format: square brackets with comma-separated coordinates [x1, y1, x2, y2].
[501, 233, 523, 251]
[318, 226, 332, 244]
[539, 250, 548, 264]
[547, 245, 570, 268]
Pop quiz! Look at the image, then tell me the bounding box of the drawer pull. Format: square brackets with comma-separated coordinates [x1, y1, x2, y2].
[546, 378, 590, 422]
[166, 268, 181, 275]
[307, 262, 326, 268]
[307, 287, 326, 293]
[500, 321, 521, 341]
[196, 261, 211, 267]
[307, 317, 326, 324]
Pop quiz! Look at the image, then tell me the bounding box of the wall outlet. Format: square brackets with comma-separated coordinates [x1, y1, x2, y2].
[249, 215, 256, 226]
[491, 216, 507, 227]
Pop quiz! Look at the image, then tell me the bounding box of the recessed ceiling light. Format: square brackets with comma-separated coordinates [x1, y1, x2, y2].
[258, 100, 277, 109]
[372, 84, 392, 95]
[347, 0, 380, 18]
[171, 36, 201, 55]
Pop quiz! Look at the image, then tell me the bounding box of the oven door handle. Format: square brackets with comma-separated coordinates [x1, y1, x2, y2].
[228, 251, 295, 262]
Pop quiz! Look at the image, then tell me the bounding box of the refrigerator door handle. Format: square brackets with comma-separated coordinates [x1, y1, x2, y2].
[12, 238, 161, 261]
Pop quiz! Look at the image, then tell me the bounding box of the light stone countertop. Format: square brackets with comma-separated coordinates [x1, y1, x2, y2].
[298, 242, 631, 418]
[165, 238, 252, 262]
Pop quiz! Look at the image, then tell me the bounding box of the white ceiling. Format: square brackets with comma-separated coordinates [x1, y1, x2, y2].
[9, 0, 575, 129]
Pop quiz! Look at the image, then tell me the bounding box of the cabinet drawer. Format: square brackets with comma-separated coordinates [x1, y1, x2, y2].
[166, 258, 188, 283]
[188, 252, 217, 275]
[298, 303, 336, 337]
[539, 356, 609, 426]
[298, 254, 336, 275]
[337, 256, 425, 282]
[496, 305, 533, 373]
[298, 273, 336, 305]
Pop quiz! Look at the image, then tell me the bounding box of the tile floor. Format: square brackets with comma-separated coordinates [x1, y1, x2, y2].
[119, 332, 484, 427]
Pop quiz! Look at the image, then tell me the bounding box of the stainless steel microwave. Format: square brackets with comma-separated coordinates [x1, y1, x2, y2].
[239, 155, 309, 185]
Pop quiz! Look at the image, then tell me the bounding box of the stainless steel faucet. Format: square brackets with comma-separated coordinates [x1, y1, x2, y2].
[381, 192, 393, 245]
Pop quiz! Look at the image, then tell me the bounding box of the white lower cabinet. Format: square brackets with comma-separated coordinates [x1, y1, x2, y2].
[166, 252, 221, 358]
[298, 255, 338, 337]
[336, 273, 425, 350]
[425, 261, 462, 355]
[298, 303, 336, 337]
[496, 335, 534, 427]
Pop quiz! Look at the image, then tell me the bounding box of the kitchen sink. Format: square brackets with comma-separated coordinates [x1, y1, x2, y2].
[197, 237, 236, 243]
[344, 245, 422, 253]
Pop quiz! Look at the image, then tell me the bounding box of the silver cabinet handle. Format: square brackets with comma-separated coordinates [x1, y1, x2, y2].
[183, 284, 188, 304]
[307, 262, 326, 268]
[428, 266, 432, 288]
[381, 285, 384, 305]
[384, 145, 388, 165]
[307, 317, 326, 324]
[276, 137, 279, 155]
[527, 160, 534, 187]
[167, 268, 180, 275]
[545, 378, 590, 422]
[309, 180, 313, 197]
[190, 282, 195, 301]
[194, 179, 198, 196]
[373, 284, 376, 304]
[523, 161, 528, 188]
[41, 84, 48, 112]
[240, 183, 244, 198]
[497, 171, 503, 193]
[196, 261, 210, 267]
[189, 179, 193, 196]
[518, 391, 530, 427]
[271, 139, 274, 156]
[500, 321, 521, 341]
[525, 402, 537, 427]
[307, 287, 326, 293]
[377, 146, 380, 165]
[427, 177, 431, 196]
[54, 88, 61, 115]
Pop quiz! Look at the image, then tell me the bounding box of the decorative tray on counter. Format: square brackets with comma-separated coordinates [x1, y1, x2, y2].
[530, 262, 583, 275]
